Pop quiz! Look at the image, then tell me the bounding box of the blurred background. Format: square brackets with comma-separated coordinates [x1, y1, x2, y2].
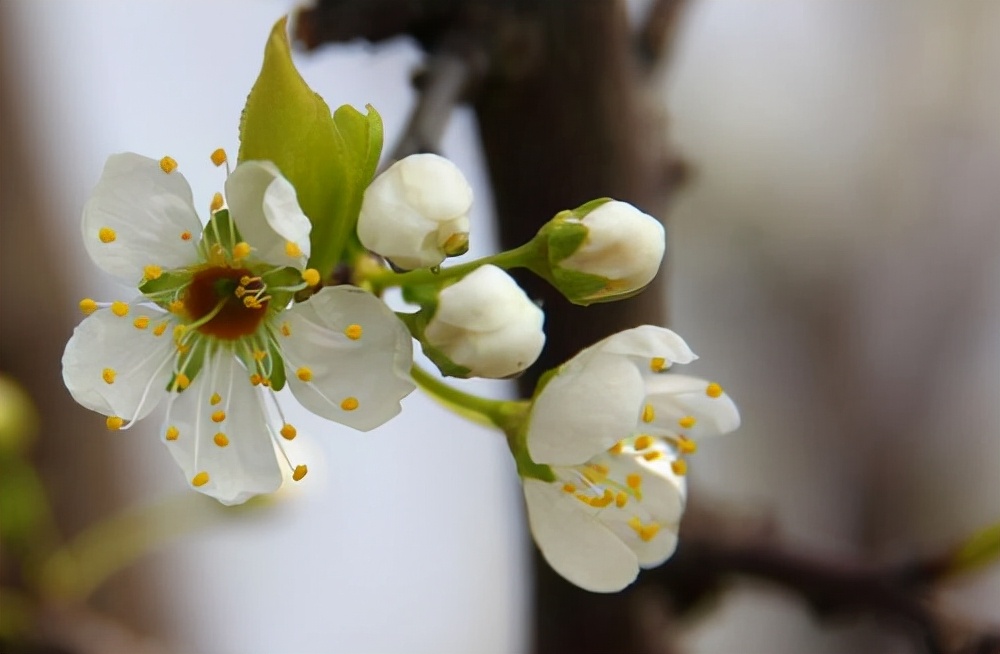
[1, 1, 997, 653]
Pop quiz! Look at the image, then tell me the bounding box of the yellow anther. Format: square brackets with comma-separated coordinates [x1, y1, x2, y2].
[650, 357, 668, 372]
[590, 463, 610, 475]
[643, 451, 663, 462]
[192, 471, 210, 487]
[234, 286, 247, 298]
[678, 416, 697, 429]
[292, 464, 308, 482]
[239, 276, 253, 286]
[302, 268, 321, 287]
[211, 410, 226, 423]
[232, 241, 251, 259]
[210, 148, 227, 166]
[344, 324, 363, 340]
[615, 492, 628, 508]
[111, 301, 129, 317]
[165, 426, 179, 441]
[181, 231, 192, 241]
[608, 442, 624, 455]
[243, 296, 264, 309]
[671, 459, 688, 476]
[633, 434, 653, 451]
[98, 227, 117, 243]
[173, 324, 186, 341]
[625, 473, 642, 490]
[641, 403, 655, 423]
[153, 322, 168, 337]
[143, 264, 163, 280]
[281, 322, 292, 337]
[213, 432, 229, 447]
[280, 424, 297, 440]
[210, 392, 222, 405]
[562, 483, 577, 494]
[133, 316, 150, 329]
[106, 415, 124, 430]
[159, 156, 178, 173]
[174, 373, 190, 390]
[253, 350, 267, 362]
[79, 298, 98, 315]
[582, 467, 604, 484]
[249, 373, 263, 386]
[169, 299, 185, 314]
[261, 377, 272, 387]
[102, 368, 116, 384]
[340, 397, 359, 411]
[296, 367, 313, 382]
[628, 517, 662, 542]
[678, 437, 697, 454]
[706, 383, 723, 398]
[285, 241, 302, 258]
[591, 489, 614, 508]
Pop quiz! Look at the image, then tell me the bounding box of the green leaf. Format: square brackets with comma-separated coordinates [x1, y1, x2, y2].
[239, 17, 383, 278]
[949, 523, 1000, 576]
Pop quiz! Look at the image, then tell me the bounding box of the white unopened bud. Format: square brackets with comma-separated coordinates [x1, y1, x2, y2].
[424, 265, 545, 379]
[546, 200, 665, 304]
[358, 153, 473, 270]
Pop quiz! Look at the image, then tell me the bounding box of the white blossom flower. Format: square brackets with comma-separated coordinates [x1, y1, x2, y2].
[423, 265, 545, 379]
[546, 200, 665, 304]
[520, 326, 740, 592]
[63, 152, 415, 504]
[357, 153, 473, 270]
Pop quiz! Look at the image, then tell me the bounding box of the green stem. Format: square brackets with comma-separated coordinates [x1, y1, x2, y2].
[410, 364, 528, 432]
[367, 241, 542, 294]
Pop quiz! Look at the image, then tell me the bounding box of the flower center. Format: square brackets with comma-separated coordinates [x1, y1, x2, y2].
[184, 266, 268, 339]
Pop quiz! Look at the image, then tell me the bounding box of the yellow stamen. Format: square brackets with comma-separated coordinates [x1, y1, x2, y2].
[232, 241, 251, 259]
[344, 324, 363, 340]
[98, 227, 116, 243]
[111, 301, 129, 317]
[650, 357, 667, 372]
[79, 298, 98, 315]
[192, 471, 210, 487]
[280, 322, 292, 337]
[153, 322, 168, 337]
[633, 434, 653, 451]
[671, 459, 688, 476]
[102, 368, 116, 384]
[643, 451, 663, 462]
[591, 489, 614, 508]
[641, 403, 655, 423]
[706, 383, 723, 398]
[628, 517, 662, 542]
[249, 373, 263, 386]
[173, 325, 186, 341]
[174, 373, 190, 390]
[106, 416, 124, 430]
[626, 473, 642, 490]
[280, 424, 297, 440]
[210, 392, 222, 406]
[181, 231, 192, 241]
[615, 492, 628, 508]
[133, 316, 150, 329]
[210, 192, 225, 213]
[562, 483, 577, 493]
[341, 397, 359, 411]
[678, 437, 697, 454]
[608, 442, 624, 455]
[213, 432, 229, 447]
[253, 350, 267, 362]
[210, 148, 227, 166]
[211, 410, 226, 423]
[292, 465, 308, 481]
[143, 264, 162, 280]
[296, 367, 313, 382]
[159, 156, 178, 173]
[678, 416, 697, 429]
[285, 241, 302, 258]
[169, 300, 185, 314]
[302, 268, 321, 287]
[165, 426, 179, 441]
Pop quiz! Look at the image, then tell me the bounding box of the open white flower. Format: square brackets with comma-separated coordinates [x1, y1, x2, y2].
[63, 152, 414, 504]
[423, 265, 545, 378]
[357, 153, 473, 270]
[521, 325, 740, 592]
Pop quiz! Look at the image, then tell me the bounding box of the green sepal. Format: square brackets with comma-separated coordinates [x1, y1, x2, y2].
[239, 18, 383, 278]
[394, 303, 473, 379]
[201, 209, 241, 253]
[508, 413, 556, 482]
[261, 266, 305, 313]
[265, 336, 287, 391]
[139, 270, 191, 299]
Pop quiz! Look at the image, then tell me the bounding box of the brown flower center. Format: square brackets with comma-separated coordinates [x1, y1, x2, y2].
[184, 266, 268, 340]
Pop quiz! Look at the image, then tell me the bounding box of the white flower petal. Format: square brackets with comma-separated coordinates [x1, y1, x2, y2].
[162, 350, 282, 505]
[225, 161, 311, 269]
[62, 307, 175, 422]
[281, 286, 415, 431]
[528, 353, 644, 465]
[588, 325, 697, 369]
[523, 479, 639, 593]
[644, 374, 741, 438]
[82, 153, 202, 283]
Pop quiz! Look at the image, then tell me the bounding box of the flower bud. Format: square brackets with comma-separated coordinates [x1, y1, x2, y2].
[541, 199, 665, 305]
[357, 153, 473, 270]
[422, 265, 545, 379]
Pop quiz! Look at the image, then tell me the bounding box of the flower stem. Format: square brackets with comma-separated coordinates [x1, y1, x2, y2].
[366, 241, 543, 294]
[410, 364, 529, 431]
